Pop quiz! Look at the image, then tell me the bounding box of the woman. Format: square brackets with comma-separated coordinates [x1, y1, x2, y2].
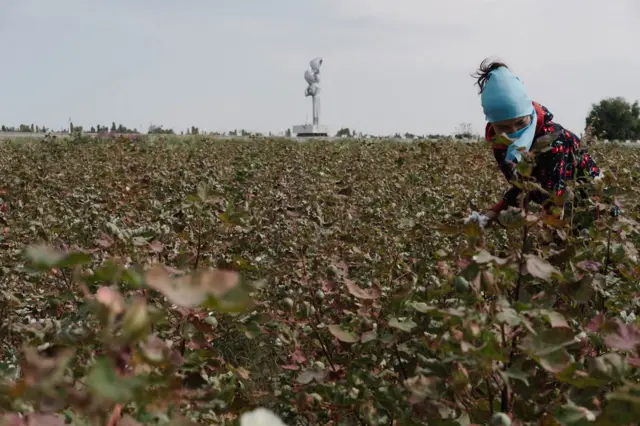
[465, 59, 601, 228]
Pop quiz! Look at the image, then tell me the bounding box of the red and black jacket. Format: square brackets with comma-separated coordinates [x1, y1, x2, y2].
[486, 102, 600, 214]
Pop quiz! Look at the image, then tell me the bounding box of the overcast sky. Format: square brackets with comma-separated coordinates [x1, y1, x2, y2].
[1, 0, 639, 135]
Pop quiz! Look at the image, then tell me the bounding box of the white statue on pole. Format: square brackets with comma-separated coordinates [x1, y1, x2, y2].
[292, 57, 328, 137]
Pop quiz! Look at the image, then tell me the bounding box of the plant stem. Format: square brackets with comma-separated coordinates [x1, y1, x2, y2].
[60, 268, 72, 291]
[299, 246, 337, 372]
[486, 376, 494, 415]
[603, 227, 612, 276]
[193, 217, 202, 270]
[393, 341, 408, 381]
[500, 324, 512, 412]
[504, 200, 530, 414]
[310, 321, 336, 371]
[513, 224, 529, 303]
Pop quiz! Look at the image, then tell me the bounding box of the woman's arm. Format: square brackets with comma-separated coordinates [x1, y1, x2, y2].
[487, 147, 523, 220]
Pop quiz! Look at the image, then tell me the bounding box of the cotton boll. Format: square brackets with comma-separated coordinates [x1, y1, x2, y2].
[240, 408, 287, 426]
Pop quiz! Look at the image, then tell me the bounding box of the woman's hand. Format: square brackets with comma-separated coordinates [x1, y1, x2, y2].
[463, 209, 502, 229]
[464, 211, 492, 228]
[484, 210, 498, 225]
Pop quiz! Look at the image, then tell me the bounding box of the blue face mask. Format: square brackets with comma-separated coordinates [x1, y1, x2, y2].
[504, 110, 537, 163]
[507, 120, 531, 140]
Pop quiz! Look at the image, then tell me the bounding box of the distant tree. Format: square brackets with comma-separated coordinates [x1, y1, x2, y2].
[586, 97, 640, 140]
[148, 124, 175, 135]
[404, 132, 415, 139]
[454, 122, 474, 139]
[335, 128, 351, 137]
[111, 122, 116, 132]
[190, 126, 199, 135]
[90, 126, 96, 133]
[284, 128, 292, 137]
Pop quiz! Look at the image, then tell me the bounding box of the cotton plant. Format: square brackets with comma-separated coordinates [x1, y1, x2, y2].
[620, 310, 637, 325]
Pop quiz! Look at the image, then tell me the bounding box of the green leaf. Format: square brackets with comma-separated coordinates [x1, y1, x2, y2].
[411, 302, 466, 318]
[552, 403, 597, 425]
[56, 252, 92, 268]
[496, 308, 522, 327]
[388, 318, 417, 332]
[587, 353, 630, 381]
[327, 324, 358, 343]
[132, 236, 148, 246]
[603, 382, 640, 424]
[520, 328, 577, 373]
[473, 250, 508, 265]
[296, 366, 326, 384]
[25, 245, 65, 269]
[516, 159, 533, 177]
[529, 309, 570, 328]
[500, 367, 530, 386]
[86, 357, 144, 404]
[196, 183, 210, 202]
[122, 267, 145, 288]
[24, 245, 92, 270]
[360, 330, 378, 343]
[202, 286, 255, 314]
[120, 299, 152, 343]
[555, 363, 611, 389]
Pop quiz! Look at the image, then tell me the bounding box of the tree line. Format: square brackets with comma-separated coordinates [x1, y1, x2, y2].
[1, 97, 639, 139]
[586, 97, 640, 140]
[0, 124, 49, 133]
[334, 97, 640, 141]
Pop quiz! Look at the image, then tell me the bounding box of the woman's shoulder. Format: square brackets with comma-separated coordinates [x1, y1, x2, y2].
[533, 102, 581, 143]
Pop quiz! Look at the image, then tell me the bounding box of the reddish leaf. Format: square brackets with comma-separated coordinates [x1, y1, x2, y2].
[576, 260, 601, 272]
[627, 357, 640, 367]
[282, 364, 300, 371]
[96, 233, 114, 248]
[587, 312, 606, 332]
[148, 240, 164, 253]
[291, 348, 307, 364]
[345, 279, 380, 300]
[604, 321, 640, 351]
[144, 265, 241, 308]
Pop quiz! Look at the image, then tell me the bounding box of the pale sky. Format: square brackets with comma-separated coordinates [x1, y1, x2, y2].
[1, 0, 639, 136]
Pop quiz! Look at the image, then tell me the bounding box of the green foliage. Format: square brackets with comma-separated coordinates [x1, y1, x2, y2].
[586, 96, 640, 140]
[0, 136, 639, 425]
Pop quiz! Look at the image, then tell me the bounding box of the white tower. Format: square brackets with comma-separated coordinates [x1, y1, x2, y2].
[293, 57, 328, 137]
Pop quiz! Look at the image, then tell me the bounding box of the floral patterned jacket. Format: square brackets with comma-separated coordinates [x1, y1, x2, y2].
[485, 102, 600, 214]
